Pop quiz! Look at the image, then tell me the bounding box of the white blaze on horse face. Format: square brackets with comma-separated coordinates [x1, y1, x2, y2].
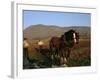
[73, 33, 77, 43]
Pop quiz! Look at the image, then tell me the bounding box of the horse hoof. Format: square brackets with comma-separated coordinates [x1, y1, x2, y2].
[61, 64, 68, 67]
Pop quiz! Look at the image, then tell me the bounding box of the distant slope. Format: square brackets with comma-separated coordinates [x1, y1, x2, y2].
[24, 24, 90, 40]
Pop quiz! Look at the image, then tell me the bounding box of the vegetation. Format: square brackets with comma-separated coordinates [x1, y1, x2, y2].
[23, 24, 91, 69]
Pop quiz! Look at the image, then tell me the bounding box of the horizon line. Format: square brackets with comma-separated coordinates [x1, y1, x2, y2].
[24, 24, 90, 29]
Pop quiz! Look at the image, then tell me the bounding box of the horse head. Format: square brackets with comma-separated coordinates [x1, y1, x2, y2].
[63, 29, 79, 47]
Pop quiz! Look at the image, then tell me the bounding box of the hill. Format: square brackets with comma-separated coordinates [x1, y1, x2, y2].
[24, 24, 90, 40]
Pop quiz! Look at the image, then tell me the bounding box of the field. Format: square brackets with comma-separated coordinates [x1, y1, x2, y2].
[23, 25, 91, 69]
[23, 38, 91, 69]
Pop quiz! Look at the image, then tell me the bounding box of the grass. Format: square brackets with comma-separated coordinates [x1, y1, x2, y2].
[68, 58, 91, 67]
[23, 38, 91, 69]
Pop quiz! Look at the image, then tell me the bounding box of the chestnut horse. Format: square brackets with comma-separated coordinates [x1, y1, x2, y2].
[49, 29, 79, 66]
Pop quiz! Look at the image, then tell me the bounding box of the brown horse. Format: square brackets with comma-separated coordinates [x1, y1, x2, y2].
[49, 29, 79, 66]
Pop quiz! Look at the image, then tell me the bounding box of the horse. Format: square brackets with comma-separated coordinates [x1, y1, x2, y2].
[49, 29, 79, 66]
[60, 30, 79, 64]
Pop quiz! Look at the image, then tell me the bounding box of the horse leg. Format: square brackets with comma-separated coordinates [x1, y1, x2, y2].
[60, 49, 65, 65]
[51, 48, 56, 66]
[62, 49, 68, 65]
[51, 49, 54, 65]
[56, 49, 61, 66]
[66, 48, 71, 58]
[63, 51, 67, 65]
[49, 46, 53, 65]
[53, 49, 58, 65]
[62, 48, 70, 66]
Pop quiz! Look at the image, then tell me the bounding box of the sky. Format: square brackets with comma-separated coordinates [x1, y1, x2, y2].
[23, 10, 91, 29]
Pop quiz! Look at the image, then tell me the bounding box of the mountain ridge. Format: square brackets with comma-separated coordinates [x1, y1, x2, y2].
[24, 24, 90, 40]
